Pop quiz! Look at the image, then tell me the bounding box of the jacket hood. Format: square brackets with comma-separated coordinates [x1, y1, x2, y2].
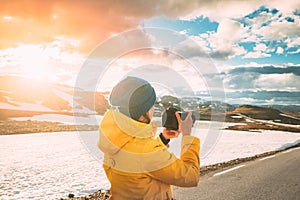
[98, 109, 180, 174]
[98, 109, 157, 156]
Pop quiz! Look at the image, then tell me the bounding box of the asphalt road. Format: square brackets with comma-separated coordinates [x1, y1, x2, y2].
[173, 147, 300, 200]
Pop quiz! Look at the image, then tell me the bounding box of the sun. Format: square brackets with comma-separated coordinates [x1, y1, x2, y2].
[16, 45, 51, 80]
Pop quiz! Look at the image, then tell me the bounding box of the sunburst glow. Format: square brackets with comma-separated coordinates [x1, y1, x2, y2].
[3, 15, 13, 20]
[15, 45, 51, 80]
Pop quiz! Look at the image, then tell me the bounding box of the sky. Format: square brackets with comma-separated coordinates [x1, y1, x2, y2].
[0, 0, 300, 105]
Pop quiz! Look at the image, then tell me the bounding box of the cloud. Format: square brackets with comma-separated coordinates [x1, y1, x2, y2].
[243, 51, 271, 58]
[225, 97, 258, 105]
[89, 29, 153, 58]
[174, 18, 248, 60]
[217, 19, 248, 41]
[243, 43, 274, 58]
[229, 66, 300, 76]
[223, 72, 260, 91]
[222, 65, 300, 95]
[285, 37, 300, 54]
[180, 0, 300, 25]
[0, 0, 159, 53]
[225, 90, 300, 105]
[162, 22, 249, 60]
[198, 19, 248, 60]
[165, 4, 299, 61]
[276, 47, 284, 54]
[266, 0, 300, 15]
[173, 36, 209, 59]
[180, 0, 262, 21]
[254, 43, 267, 52]
[255, 18, 300, 40]
[285, 37, 300, 48]
[1, 0, 300, 56]
[0, 0, 258, 53]
[254, 73, 300, 91]
[238, 6, 300, 55]
[210, 46, 246, 60]
[289, 49, 300, 54]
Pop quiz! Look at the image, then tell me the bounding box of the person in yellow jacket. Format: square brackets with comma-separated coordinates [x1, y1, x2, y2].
[98, 76, 200, 200]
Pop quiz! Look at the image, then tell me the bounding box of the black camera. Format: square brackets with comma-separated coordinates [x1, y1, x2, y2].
[162, 107, 196, 130]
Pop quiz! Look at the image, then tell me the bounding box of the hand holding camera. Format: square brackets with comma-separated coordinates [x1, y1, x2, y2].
[162, 107, 195, 139]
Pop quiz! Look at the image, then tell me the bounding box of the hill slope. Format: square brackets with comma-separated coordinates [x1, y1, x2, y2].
[230, 105, 300, 125]
[0, 76, 109, 119]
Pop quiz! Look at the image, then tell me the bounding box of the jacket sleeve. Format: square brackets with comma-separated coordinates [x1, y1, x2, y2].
[148, 136, 200, 187]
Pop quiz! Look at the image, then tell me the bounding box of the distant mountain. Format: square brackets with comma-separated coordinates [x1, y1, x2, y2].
[0, 76, 109, 119]
[261, 104, 300, 113]
[1, 76, 299, 126]
[155, 95, 236, 121]
[230, 105, 300, 125]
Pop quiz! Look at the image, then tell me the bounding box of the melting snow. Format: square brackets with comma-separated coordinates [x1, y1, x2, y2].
[1, 125, 299, 199]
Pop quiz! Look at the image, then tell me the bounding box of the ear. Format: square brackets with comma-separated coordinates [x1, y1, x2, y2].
[145, 110, 150, 117]
[137, 113, 151, 124]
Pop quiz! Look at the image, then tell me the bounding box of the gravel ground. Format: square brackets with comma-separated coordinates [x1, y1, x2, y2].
[0, 120, 98, 135]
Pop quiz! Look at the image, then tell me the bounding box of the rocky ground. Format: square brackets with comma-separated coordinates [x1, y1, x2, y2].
[2, 115, 299, 136]
[62, 190, 111, 200]
[0, 120, 99, 135]
[225, 121, 300, 133]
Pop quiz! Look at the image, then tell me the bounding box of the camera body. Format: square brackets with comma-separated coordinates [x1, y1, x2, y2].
[162, 107, 196, 130]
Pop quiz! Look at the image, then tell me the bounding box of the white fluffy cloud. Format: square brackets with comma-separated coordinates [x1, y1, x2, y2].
[173, 35, 210, 59]
[183, 3, 300, 60]
[2, 0, 300, 58]
[255, 19, 300, 40]
[0, 0, 261, 52]
[289, 49, 300, 55]
[243, 51, 271, 59]
[221, 62, 300, 94]
[266, 0, 300, 15]
[243, 43, 271, 58]
[180, 0, 262, 21]
[276, 47, 284, 54]
[201, 19, 247, 59]
[173, 18, 249, 60]
[236, 5, 300, 58]
[254, 73, 300, 91]
[254, 43, 267, 52]
[214, 19, 248, 42]
[285, 37, 300, 48]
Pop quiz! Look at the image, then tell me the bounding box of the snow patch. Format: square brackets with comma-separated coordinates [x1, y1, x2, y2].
[280, 113, 300, 120]
[231, 115, 243, 118]
[1, 126, 300, 199]
[10, 114, 103, 125]
[0, 101, 55, 112]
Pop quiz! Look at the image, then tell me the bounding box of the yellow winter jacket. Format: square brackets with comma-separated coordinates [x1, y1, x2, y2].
[98, 109, 200, 200]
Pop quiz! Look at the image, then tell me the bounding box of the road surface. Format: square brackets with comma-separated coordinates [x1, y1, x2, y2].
[174, 147, 300, 200]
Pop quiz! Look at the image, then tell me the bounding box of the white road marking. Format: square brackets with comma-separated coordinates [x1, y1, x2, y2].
[213, 165, 245, 177]
[282, 147, 300, 153]
[282, 149, 294, 154]
[260, 155, 276, 161]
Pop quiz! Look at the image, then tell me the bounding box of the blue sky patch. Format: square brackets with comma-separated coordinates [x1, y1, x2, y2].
[142, 16, 218, 36]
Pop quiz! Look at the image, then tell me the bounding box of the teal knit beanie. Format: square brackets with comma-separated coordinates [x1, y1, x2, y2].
[109, 76, 156, 119]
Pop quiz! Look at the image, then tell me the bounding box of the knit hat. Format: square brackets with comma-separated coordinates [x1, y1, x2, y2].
[109, 76, 156, 119]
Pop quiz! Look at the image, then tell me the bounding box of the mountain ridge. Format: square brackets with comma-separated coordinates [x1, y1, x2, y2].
[0, 76, 299, 125]
[0, 76, 109, 117]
